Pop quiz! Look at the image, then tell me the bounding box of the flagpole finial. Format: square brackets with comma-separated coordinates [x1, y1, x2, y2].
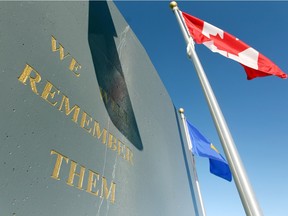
[179, 108, 185, 114]
[169, 1, 178, 10]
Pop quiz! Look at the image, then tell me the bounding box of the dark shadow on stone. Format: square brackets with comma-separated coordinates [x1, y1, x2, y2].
[88, 1, 143, 150]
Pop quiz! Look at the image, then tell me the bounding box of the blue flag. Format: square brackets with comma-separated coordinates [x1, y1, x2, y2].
[186, 120, 232, 182]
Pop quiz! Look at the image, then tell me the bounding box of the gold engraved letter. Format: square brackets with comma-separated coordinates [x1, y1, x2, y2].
[18, 64, 42, 95]
[86, 170, 100, 196]
[92, 121, 107, 144]
[41, 81, 60, 106]
[107, 133, 117, 151]
[51, 36, 70, 60]
[117, 140, 125, 158]
[69, 58, 81, 77]
[66, 160, 86, 190]
[58, 95, 80, 123]
[50, 150, 69, 180]
[101, 177, 116, 204]
[126, 147, 134, 165]
[80, 111, 92, 133]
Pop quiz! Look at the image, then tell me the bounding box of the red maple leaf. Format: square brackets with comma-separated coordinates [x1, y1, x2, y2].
[209, 32, 249, 57]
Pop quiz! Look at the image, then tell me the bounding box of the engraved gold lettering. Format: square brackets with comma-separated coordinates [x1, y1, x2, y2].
[18, 64, 42, 95]
[126, 147, 134, 165]
[66, 160, 85, 190]
[50, 150, 117, 204]
[92, 121, 107, 144]
[86, 170, 100, 196]
[117, 140, 125, 158]
[69, 58, 81, 77]
[58, 95, 80, 123]
[51, 36, 81, 77]
[80, 111, 92, 133]
[18, 65, 134, 166]
[107, 133, 117, 151]
[41, 81, 60, 106]
[101, 177, 116, 204]
[51, 36, 70, 60]
[50, 150, 69, 180]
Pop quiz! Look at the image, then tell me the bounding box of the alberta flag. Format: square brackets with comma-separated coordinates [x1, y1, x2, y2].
[181, 12, 287, 80]
[186, 120, 232, 182]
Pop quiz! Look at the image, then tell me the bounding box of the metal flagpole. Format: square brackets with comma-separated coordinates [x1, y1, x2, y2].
[170, 2, 263, 216]
[179, 108, 206, 216]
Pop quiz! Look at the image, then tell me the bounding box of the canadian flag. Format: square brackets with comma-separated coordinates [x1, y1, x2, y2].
[182, 12, 287, 80]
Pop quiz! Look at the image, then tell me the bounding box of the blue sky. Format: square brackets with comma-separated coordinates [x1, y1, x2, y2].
[115, 1, 288, 216]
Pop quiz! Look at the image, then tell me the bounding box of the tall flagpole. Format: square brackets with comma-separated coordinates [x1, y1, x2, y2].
[179, 108, 206, 216]
[170, 2, 263, 216]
